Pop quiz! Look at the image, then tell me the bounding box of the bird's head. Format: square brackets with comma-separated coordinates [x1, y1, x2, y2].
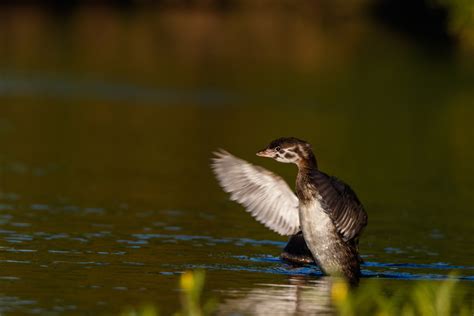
[256, 137, 317, 167]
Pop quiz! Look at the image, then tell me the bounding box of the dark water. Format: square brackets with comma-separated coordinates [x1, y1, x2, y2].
[0, 6, 473, 315]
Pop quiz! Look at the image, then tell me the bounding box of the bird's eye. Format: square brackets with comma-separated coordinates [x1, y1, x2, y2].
[275, 146, 281, 151]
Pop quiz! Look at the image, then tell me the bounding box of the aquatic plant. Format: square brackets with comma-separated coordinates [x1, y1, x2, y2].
[332, 273, 472, 316]
[120, 304, 159, 316]
[120, 270, 216, 316]
[121, 270, 471, 316]
[176, 270, 217, 316]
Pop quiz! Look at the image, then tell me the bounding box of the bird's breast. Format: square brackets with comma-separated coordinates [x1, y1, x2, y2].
[299, 198, 335, 241]
[298, 198, 342, 271]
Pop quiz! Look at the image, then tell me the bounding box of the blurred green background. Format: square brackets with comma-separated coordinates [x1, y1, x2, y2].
[0, 1, 473, 315]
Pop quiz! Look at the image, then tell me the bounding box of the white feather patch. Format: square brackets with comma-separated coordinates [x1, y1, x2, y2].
[211, 150, 300, 236]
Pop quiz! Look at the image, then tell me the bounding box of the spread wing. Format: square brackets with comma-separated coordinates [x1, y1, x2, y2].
[211, 150, 300, 236]
[313, 172, 368, 242]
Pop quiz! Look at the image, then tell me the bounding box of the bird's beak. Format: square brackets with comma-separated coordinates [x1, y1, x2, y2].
[256, 149, 273, 158]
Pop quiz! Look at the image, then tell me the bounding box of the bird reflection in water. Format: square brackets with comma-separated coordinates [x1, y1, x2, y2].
[217, 275, 338, 315]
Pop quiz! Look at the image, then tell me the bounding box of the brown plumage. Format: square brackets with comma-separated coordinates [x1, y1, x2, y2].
[212, 137, 368, 284]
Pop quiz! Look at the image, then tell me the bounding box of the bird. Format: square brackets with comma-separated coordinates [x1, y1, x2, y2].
[211, 137, 368, 284]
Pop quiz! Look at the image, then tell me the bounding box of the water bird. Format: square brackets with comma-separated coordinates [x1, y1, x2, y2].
[212, 137, 368, 284]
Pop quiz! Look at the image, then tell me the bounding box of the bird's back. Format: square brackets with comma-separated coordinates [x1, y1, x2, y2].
[296, 169, 365, 284]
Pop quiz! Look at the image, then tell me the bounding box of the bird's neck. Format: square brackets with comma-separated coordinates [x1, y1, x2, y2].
[297, 151, 318, 171]
[296, 152, 318, 202]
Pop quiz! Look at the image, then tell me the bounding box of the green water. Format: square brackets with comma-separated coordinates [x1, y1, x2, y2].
[0, 6, 473, 315]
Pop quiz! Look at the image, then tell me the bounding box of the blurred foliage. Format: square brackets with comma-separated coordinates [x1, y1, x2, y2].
[0, 0, 473, 82]
[121, 304, 159, 316]
[435, 0, 474, 30]
[7, 0, 472, 54]
[333, 273, 473, 316]
[121, 270, 472, 316]
[434, 0, 474, 52]
[177, 270, 217, 316]
[120, 270, 216, 316]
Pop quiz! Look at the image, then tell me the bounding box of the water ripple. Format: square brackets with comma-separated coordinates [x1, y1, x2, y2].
[177, 263, 321, 277]
[0, 192, 20, 201]
[211, 255, 474, 281]
[1, 248, 37, 253]
[0, 260, 31, 264]
[0, 276, 20, 281]
[170, 261, 474, 282]
[131, 233, 286, 247]
[362, 270, 474, 281]
[363, 261, 474, 270]
[0, 204, 14, 211]
[52, 261, 109, 266]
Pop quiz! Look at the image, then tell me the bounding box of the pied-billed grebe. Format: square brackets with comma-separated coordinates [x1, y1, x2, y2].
[212, 137, 368, 284]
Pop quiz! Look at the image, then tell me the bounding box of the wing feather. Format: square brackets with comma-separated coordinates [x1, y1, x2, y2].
[211, 150, 300, 236]
[312, 172, 368, 242]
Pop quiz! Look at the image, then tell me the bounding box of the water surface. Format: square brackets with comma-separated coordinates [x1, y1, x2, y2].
[0, 5, 473, 315]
